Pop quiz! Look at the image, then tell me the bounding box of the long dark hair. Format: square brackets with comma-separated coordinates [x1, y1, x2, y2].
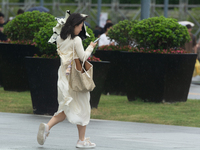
[60, 13, 86, 40]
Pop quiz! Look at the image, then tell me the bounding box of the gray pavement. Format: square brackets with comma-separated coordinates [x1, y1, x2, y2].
[1, 112, 200, 150]
[1, 77, 200, 150]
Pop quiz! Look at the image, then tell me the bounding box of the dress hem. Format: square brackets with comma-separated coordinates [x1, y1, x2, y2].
[54, 110, 89, 126]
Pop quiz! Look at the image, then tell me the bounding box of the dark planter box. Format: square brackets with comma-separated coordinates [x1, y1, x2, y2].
[0, 47, 3, 87]
[25, 57, 109, 115]
[0, 43, 39, 91]
[0, 69, 2, 87]
[121, 52, 197, 102]
[90, 61, 110, 108]
[94, 50, 125, 94]
[25, 57, 59, 115]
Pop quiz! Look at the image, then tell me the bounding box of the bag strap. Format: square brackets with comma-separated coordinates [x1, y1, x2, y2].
[73, 41, 91, 78]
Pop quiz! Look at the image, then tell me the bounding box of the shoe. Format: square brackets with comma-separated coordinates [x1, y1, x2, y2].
[37, 123, 50, 145]
[76, 137, 96, 149]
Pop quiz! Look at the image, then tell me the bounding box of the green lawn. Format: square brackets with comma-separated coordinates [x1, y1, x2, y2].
[0, 87, 33, 114]
[1, 87, 200, 127]
[91, 95, 200, 127]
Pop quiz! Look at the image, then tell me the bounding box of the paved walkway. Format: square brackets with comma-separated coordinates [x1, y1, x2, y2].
[1, 77, 200, 150]
[1, 112, 200, 150]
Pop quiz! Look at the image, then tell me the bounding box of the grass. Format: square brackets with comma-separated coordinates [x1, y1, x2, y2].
[1, 87, 200, 127]
[0, 87, 33, 114]
[92, 95, 200, 128]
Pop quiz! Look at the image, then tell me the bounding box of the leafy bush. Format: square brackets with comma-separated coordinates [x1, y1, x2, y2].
[1, 40, 36, 45]
[3, 11, 55, 41]
[33, 23, 96, 58]
[98, 45, 133, 51]
[98, 45, 187, 54]
[33, 21, 57, 56]
[108, 20, 138, 47]
[88, 56, 101, 61]
[129, 16, 190, 50]
[82, 26, 96, 49]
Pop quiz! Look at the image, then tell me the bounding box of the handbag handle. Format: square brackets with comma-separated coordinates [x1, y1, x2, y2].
[73, 42, 91, 78]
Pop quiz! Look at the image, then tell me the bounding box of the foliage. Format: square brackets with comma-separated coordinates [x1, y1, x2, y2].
[130, 16, 190, 50]
[82, 26, 100, 60]
[98, 45, 187, 54]
[33, 23, 97, 58]
[32, 19, 98, 58]
[33, 21, 57, 56]
[88, 55, 101, 62]
[108, 20, 138, 47]
[0, 40, 36, 45]
[128, 47, 187, 54]
[82, 26, 99, 54]
[33, 54, 59, 59]
[82, 26, 96, 50]
[98, 45, 133, 51]
[3, 11, 55, 41]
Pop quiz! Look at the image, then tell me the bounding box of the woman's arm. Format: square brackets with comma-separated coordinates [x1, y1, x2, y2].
[98, 34, 104, 47]
[74, 36, 95, 61]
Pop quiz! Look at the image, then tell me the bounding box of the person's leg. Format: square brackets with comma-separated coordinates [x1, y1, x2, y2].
[77, 125, 86, 141]
[47, 111, 66, 130]
[76, 125, 96, 148]
[37, 111, 66, 145]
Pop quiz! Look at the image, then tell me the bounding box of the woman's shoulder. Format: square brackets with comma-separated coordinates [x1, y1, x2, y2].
[74, 36, 82, 44]
[74, 36, 82, 41]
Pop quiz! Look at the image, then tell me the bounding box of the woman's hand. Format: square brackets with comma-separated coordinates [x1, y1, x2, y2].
[110, 42, 115, 46]
[90, 42, 97, 48]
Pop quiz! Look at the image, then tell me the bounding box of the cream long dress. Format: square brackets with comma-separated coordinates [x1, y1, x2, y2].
[54, 35, 94, 126]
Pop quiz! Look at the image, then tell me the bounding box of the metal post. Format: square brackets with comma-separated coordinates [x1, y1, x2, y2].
[164, 0, 168, 17]
[2, 0, 9, 21]
[141, 0, 151, 20]
[151, 0, 155, 17]
[40, 0, 44, 7]
[179, 0, 187, 21]
[97, 0, 101, 26]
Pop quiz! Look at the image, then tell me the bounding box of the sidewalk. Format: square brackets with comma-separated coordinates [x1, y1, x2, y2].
[1, 112, 200, 150]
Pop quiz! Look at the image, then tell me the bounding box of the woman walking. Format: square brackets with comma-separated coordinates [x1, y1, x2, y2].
[37, 13, 97, 149]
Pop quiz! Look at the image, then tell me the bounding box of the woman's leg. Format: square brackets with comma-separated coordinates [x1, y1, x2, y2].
[37, 111, 66, 145]
[76, 125, 96, 148]
[47, 111, 66, 130]
[77, 125, 86, 141]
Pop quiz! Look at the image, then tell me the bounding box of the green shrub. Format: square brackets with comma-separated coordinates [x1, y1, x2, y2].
[33, 21, 57, 56]
[33, 23, 96, 57]
[82, 26, 96, 49]
[108, 20, 138, 47]
[82, 26, 98, 54]
[3, 11, 55, 41]
[129, 16, 190, 50]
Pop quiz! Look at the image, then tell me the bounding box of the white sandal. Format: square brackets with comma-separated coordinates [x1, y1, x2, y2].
[37, 123, 50, 145]
[76, 137, 96, 149]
